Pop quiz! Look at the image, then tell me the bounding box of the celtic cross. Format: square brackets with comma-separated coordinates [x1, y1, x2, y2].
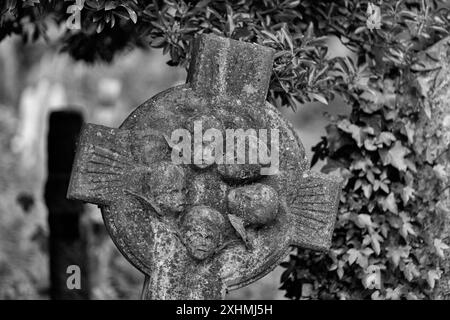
[68, 34, 341, 300]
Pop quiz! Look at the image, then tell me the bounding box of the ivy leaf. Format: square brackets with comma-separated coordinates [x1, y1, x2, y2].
[402, 262, 420, 281]
[414, 76, 431, 97]
[370, 232, 383, 255]
[386, 246, 410, 267]
[400, 221, 416, 239]
[385, 141, 410, 172]
[301, 283, 313, 298]
[371, 290, 383, 300]
[356, 213, 374, 229]
[347, 248, 369, 268]
[374, 179, 389, 193]
[437, 200, 450, 216]
[362, 272, 381, 289]
[401, 186, 415, 205]
[336, 260, 345, 279]
[403, 121, 415, 144]
[376, 132, 396, 146]
[433, 164, 447, 181]
[382, 192, 398, 214]
[362, 265, 382, 289]
[351, 158, 373, 171]
[362, 184, 372, 199]
[434, 239, 449, 259]
[385, 287, 402, 300]
[338, 119, 363, 147]
[427, 269, 442, 289]
[326, 124, 353, 154]
[364, 138, 378, 151]
[347, 248, 360, 265]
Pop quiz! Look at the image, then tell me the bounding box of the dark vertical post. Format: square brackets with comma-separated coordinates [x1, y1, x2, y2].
[44, 110, 90, 299]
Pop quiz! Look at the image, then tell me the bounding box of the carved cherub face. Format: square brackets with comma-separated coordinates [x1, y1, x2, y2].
[180, 206, 225, 260]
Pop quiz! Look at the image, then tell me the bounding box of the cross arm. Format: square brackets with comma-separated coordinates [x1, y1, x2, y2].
[67, 123, 134, 206]
[187, 34, 274, 107]
[285, 171, 341, 251]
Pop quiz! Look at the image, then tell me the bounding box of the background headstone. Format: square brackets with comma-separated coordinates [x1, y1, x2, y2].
[45, 110, 90, 300]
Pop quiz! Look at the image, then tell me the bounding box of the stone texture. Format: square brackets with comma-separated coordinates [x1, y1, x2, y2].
[67, 34, 341, 299]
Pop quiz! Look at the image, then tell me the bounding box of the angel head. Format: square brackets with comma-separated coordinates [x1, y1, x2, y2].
[180, 205, 225, 260]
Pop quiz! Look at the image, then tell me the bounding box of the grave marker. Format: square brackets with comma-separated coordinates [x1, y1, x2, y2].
[45, 110, 90, 299]
[68, 34, 341, 300]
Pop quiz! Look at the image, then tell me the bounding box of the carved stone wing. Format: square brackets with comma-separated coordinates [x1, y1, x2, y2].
[67, 124, 140, 205]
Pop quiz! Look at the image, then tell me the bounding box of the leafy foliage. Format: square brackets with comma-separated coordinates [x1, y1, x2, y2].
[1, 0, 450, 299]
[280, 1, 450, 300]
[0, 0, 352, 108]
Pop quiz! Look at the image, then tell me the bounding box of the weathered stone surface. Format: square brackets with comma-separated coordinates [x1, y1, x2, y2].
[217, 163, 262, 182]
[67, 34, 341, 299]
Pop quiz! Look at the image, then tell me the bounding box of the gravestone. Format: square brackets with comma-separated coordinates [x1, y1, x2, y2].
[67, 34, 341, 300]
[45, 110, 90, 300]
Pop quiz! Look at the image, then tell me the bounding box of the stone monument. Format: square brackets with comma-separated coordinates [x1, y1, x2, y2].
[46, 110, 89, 299]
[67, 34, 341, 300]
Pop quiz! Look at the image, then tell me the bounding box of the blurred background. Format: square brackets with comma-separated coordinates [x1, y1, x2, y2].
[0, 31, 349, 300]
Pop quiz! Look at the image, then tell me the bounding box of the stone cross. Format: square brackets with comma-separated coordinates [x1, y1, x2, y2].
[67, 34, 341, 300]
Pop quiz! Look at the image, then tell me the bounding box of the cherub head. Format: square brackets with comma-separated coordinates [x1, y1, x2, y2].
[180, 205, 225, 260]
